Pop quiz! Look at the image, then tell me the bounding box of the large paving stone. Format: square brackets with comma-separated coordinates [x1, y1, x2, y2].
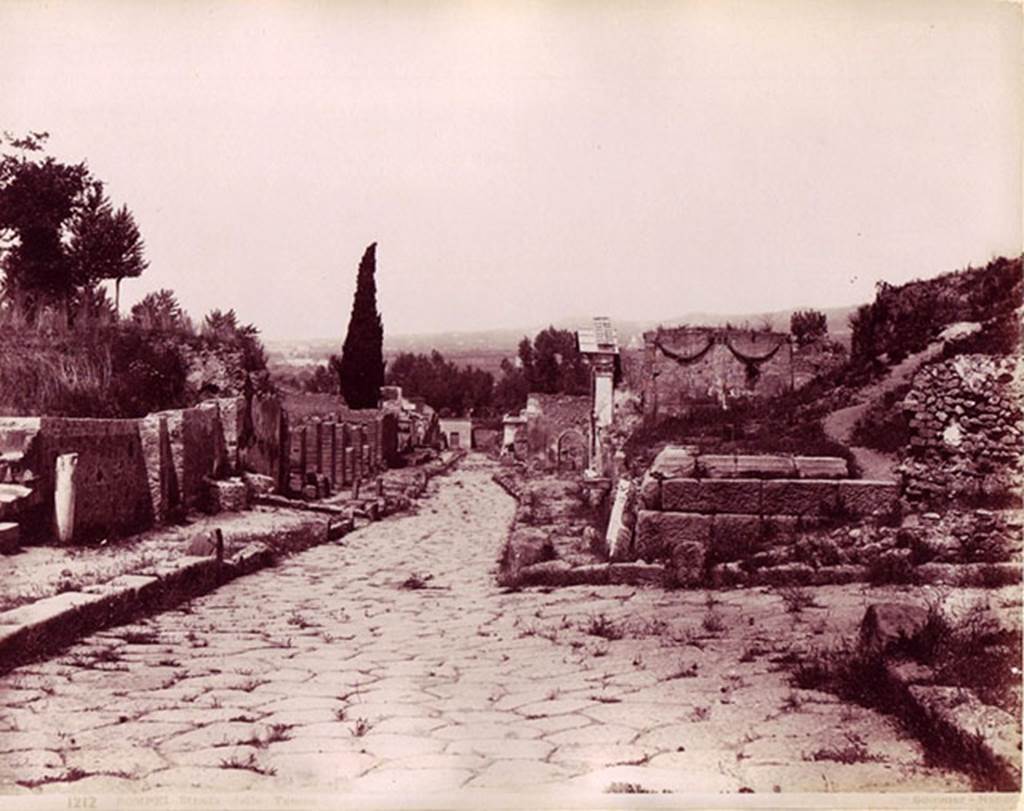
[859, 603, 929, 654]
[635, 510, 711, 562]
[794, 456, 849, 479]
[761, 479, 839, 516]
[649, 446, 697, 478]
[663, 479, 762, 514]
[710, 513, 763, 561]
[463, 759, 572, 788]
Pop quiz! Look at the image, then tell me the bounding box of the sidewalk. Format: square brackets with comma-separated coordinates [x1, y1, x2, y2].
[0, 451, 463, 674]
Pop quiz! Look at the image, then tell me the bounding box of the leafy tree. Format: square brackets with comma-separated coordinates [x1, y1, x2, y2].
[337, 242, 384, 409]
[201, 308, 267, 372]
[493, 356, 528, 414]
[131, 289, 192, 333]
[385, 349, 493, 416]
[66, 182, 147, 311]
[790, 308, 828, 346]
[305, 363, 339, 394]
[0, 132, 146, 320]
[495, 326, 589, 412]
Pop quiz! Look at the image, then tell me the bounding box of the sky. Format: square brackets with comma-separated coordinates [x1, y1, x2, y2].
[1, 0, 1020, 340]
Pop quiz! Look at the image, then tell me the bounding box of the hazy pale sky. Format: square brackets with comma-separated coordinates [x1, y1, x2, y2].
[2, 1, 1020, 340]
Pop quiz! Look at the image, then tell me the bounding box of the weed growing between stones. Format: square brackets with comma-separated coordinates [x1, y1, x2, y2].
[122, 629, 160, 645]
[739, 644, 767, 662]
[605, 782, 655, 794]
[909, 601, 1022, 718]
[287, 611, 313, 628]
[701, 608, 726, 636]
[583, 613, 624, 640]
[219, 752, 276, 776]
[399, 573, 433, 590]
[690, 705, 711, 722]
[808, 732, 881, 764]
[239, 723, 292, 749]
[352, 717, 371, 737]
[16, 767, 90, 788]
[777, 586, 818, 614]
[667, 661, 699, 680]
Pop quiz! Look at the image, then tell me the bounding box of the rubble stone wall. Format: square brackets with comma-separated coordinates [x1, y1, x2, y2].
[900, 354, 1023, 507]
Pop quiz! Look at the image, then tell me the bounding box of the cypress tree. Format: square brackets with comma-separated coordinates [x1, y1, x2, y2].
[337, 242, 384, 408]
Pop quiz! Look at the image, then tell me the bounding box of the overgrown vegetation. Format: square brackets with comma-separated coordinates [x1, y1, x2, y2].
[623, 367, 858, 473]
[850, 382, 913, 453]
[849, 256, 1022, 370]
[789, 600, 1021, 788]
[493, 326, 599, 414]
[0, 132, 272, 417]
[386, 349, 494, 417]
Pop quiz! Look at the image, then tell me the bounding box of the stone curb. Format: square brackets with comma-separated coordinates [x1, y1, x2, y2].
[881, 660, 1021, 790]
[510, 560, 665, 588]
[0, 452, 466, 677]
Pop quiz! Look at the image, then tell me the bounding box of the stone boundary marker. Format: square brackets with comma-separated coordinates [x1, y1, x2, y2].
[0, 450, 466, 677]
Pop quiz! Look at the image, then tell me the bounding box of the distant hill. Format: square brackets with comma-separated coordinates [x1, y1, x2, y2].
[266, 304, 860, 369]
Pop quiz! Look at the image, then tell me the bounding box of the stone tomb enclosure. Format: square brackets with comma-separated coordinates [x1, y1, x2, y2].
[633, 449, 902, 587]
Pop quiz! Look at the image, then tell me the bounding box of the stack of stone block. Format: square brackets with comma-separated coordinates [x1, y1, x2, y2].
[634, 447, 900, 587]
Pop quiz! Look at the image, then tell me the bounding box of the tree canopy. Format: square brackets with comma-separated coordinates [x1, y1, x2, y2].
[385, 350, 494, 417]
[337, 242, 385, 409]
[790, 308, 828, 346]
[492, 326, 591, 414]
[0, 131, 147, 319]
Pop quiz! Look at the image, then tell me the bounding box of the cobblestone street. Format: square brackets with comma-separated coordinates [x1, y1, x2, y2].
[1, 455, 970, 800]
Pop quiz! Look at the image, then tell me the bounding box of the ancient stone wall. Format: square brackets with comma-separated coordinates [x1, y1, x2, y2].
[641, 327, 793, 421]
[899, 354, 1023, 507]
[631, 446, 1021, 588]
[524, 393, 591, 467]
[0, 396, 286, 543]
[31, 417, 154, 541]
[285, 413, 386, 497]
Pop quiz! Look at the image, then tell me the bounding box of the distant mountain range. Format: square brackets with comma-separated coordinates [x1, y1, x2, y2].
[266, 304, 860, 367]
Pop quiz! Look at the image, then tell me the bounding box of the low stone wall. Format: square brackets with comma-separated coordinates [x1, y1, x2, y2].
[900, 354, 1023, 507]
[629, 448, 908, 587]
[33, 417, 154, 541]
[0, 396, 286, 544]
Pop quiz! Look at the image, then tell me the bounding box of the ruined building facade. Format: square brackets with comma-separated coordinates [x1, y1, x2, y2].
[641, 326, 794, 421]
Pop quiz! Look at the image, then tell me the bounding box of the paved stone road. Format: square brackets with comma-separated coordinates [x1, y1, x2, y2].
[0, 455, 969, 799]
